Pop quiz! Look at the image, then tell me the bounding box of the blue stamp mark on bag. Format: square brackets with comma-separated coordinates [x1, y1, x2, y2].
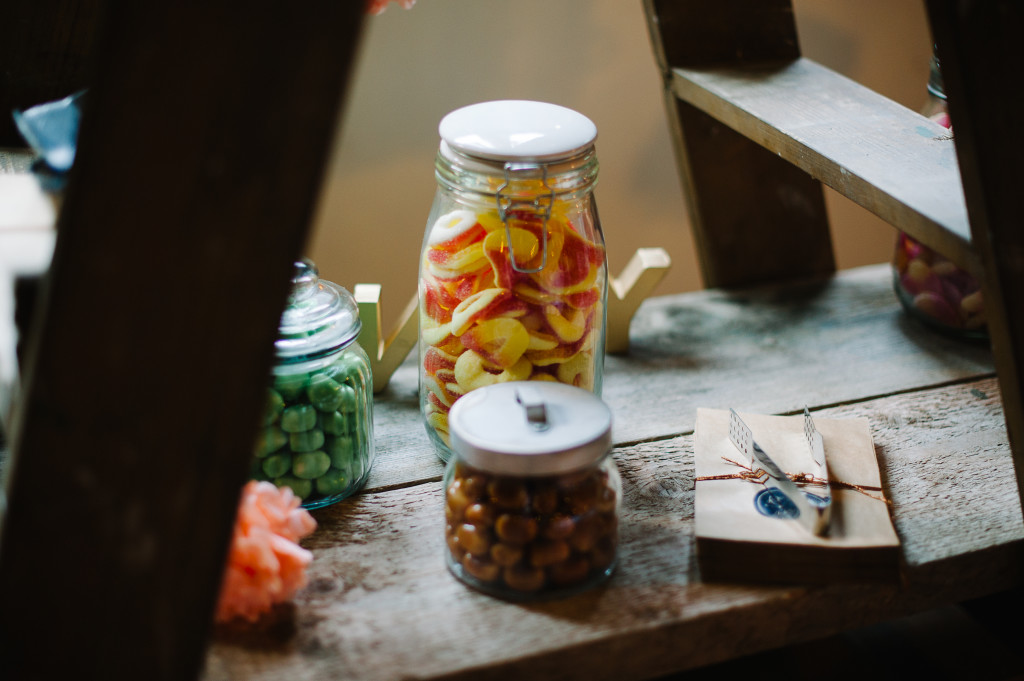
[754, 488, 799, 518]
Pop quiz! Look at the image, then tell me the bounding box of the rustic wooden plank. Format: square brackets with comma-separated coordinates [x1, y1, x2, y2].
[642, 0, 834, 289]
[926, 0, 1024, 515]
[669, 58, 978, 275]
[364, 265, 993, 494]
[0, 3, 364, 680]
[204, 378, 1021, 681]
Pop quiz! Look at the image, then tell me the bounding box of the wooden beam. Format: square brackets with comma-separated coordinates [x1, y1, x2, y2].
[926, 0, 1024, 506]
[0, 3, 365, 679]
[644, 0, 834, 288]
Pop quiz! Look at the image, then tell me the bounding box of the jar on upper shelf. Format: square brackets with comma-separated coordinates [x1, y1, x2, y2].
[252, 259, 375, 508]
[891, 49, 986, 339]
[418, 100, 608, 462]
[443, 381, 620, 600]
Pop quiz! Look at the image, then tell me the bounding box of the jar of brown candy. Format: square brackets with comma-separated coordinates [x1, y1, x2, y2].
[443, 381, 619, 600]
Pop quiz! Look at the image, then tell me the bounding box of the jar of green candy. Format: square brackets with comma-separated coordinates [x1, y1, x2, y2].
[253, 258, 374, 508]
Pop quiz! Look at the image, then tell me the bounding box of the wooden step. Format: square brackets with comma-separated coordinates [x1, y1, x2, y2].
[670, 57, 977, 274]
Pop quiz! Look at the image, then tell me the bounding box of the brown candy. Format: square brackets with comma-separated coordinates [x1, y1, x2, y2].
[444, 462, 619, 595]
[495, 514, 538, 545]
[456, 523, 491, 557]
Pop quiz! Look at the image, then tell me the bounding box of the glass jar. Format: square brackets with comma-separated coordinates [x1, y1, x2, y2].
[891, 50, 986, 339]
[252, 259, 375, 509]
[419, 100, 608, 461]
[443, 381, 620, 601]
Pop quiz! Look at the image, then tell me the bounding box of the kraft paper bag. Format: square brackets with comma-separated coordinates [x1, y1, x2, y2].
[693, 408, 901, 584]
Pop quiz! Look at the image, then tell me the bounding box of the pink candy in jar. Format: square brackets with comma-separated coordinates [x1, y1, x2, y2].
[891, 50, 986, 339]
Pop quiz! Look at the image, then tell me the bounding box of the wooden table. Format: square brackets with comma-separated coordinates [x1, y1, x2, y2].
[203, 264, 1022, 681]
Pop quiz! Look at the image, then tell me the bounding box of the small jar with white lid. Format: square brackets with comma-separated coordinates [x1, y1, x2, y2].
[419, 100, 608, 461]
[443, 381, 620, 600]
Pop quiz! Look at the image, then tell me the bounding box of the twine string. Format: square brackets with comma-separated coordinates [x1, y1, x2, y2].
[696, 456, 890, 505]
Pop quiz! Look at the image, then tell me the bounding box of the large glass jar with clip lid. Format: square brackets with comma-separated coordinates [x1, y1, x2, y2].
[252, 258, 375, 508]
[418, 100, 607, 462]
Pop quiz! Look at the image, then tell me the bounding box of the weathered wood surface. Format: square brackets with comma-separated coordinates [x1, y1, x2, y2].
[668, 58, 976, 275]
[204, 265, 1020, 681]
[360, 265, 993, 493]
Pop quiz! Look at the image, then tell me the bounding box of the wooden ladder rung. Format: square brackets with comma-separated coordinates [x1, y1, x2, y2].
[670, 56, 979, 274]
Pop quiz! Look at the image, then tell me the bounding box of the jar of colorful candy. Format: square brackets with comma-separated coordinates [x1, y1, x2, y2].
[252, 259, 375, 508]
[892, 50, 986, 339]
[419, 100, 607, 461]
[444, 382, 619, 600]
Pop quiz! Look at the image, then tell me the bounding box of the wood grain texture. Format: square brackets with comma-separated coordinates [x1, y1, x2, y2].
[204, 379, 1021, 681]
[204, 264, 1017, 681]
[669, 58, 977, 275]
[0, 4, 364, 679]
[361, 265, 994, 494]
[926, 0, 1024, 513]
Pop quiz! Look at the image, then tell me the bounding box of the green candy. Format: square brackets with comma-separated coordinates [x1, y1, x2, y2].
[262, 451, 292, 479]
[307, 374, 344, 412]
[292, 450, 331, 480]
[320, 410, 348, 436]
[315, 467, 350, 496]
[327, 435, 355, 469]
[281, 404, 317, 432]
[254, 426, 288, 457]
[337, 384, 358, 414]
[290, 427, 325, 453]
[274, 373, 309, 402]
[262, 389, 285, 426]
[328, 354, 364, 384]
[275, 475, 312, 500]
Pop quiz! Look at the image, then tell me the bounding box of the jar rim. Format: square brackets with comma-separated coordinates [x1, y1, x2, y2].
[448, 382, 613, 476]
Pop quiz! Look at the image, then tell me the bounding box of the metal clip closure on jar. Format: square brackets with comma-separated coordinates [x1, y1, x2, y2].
[444, 382, 619, 600]
[420, 100, 608, 462]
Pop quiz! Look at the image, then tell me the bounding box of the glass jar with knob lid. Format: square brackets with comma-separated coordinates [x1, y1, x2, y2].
[443, 381, 620, 600]
[419, 100, 608, 462]
[252, 258, 375, 508]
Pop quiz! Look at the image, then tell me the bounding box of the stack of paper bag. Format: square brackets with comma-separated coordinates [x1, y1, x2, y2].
[694, 408, 901, 584]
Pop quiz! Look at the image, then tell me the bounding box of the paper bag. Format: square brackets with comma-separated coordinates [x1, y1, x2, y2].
[694, 408, 901, 584]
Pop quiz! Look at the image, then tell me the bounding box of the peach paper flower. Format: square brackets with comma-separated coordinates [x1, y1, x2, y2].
[215, 481, 318, 624]
[366, 0, 416, 14]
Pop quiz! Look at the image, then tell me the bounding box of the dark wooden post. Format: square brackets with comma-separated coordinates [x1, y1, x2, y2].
[642, 0, 835, 288]
[0, 1, 103, 146]
[0, 2, 365, 679]
[926, 0, 1024, 504]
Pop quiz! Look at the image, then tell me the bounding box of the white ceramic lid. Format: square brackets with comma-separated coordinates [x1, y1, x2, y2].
[438, 100, 597, 162]
[448, 382, 612, 476]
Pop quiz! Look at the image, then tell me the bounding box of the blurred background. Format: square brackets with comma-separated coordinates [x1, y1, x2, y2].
[306, 0, 934, 332]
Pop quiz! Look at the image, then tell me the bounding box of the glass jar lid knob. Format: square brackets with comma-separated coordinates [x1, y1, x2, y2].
[275, 258, 361, 360]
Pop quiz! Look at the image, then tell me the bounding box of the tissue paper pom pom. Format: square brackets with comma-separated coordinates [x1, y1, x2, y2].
[215, 481, 317, 624]
[366, 0, 416, 14]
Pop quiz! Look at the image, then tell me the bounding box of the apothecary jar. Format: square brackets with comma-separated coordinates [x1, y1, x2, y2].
[251, 259, 375, 508]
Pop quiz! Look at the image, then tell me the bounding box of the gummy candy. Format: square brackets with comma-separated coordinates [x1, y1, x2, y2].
[420, 207, 605, 448]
